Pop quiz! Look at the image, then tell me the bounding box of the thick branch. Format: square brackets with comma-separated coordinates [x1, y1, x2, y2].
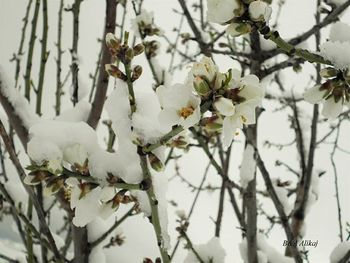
[87, 0, 117, 128]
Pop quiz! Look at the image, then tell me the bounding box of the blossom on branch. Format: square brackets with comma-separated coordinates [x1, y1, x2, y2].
[157, 83, 201, 129]
[207, 0, 272, 37]
[215, 72, 264, 147]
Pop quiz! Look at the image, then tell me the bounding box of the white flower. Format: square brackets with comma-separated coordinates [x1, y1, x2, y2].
[191, 56, 218, 82]
[304, 83, 348, 119]
[216, 74, 263, 147]
[207, 0, 242, 24]
[70, 183, 102, 227]
[157, 84, 201, 129]
[63, 144, 88, 167]
[249, 1, 272, 22]
[322, 97, 344, 119]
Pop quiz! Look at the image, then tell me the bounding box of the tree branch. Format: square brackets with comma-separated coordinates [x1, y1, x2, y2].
[87, 0, 117, 128]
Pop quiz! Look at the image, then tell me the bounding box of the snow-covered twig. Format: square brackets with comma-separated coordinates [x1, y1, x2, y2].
[0, 121, 64, 262]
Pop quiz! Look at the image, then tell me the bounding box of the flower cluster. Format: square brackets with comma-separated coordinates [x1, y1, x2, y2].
[207, 0, 272, 37]
[304, 68, 350, 119]
[157, 56, 264, 147]
[304, 22, 350, 119]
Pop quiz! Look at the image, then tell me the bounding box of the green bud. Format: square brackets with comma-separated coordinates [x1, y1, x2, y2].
[193, 76, 211, 96]
[320, 67, 338, 79]
[131, 65, 143, 82]
[133, 43, 145, 56]
[105, 64, 127, 80]
[201, 116, 223, 132]
[105, 33, 120, 55]
[148, 153, 164, 172]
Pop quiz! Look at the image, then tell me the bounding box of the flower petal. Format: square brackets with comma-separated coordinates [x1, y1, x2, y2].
[214, 97, 236, 116]
[223, 116, 240, 148]
[304, 85, 325, 104]
[322, 97, 343, 119]
[158, 108, 180, 127]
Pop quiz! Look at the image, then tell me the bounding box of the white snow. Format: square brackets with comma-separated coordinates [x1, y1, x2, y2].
[239, 144, 256, 188]
[0, 67, 39, 128]
[184, 237, 226, 263]
[320, 22, 350, 69]
[239, 233, 294, 263]
[55, 100, 91, 122]
[272, 179, 292, 215]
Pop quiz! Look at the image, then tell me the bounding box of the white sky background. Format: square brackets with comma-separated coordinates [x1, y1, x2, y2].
[1, 0, 350, 262]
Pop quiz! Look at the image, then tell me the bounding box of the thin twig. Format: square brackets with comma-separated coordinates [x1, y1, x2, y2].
[24, 0, 41, 101]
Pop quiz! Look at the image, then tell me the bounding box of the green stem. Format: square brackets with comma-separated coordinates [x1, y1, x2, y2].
[142, 100, 212, 154]
[14, 0, 33, 89]
[124, 63, 137, 113]
[36, 0, 49, 115]
[140, 153, 170, 263]
[257, 24, 331, 65]
[24, 0, 41, 101]
[26, 198, 34, 263]
[55, 0, 64, 115]
[143, 125, 184, 153]
[62, 168, 143, 190]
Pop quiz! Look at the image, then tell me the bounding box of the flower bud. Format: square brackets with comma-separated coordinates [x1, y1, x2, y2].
[249, 1, 272, 22]
[105, 33, 120, 54]
[124, 48, 134, 64]
[133, 43, 145, 56]
[320, 67, 338, 79]
[131, 65, 143, 82]
[193, 76, 211, 96]
[148, 153, 164, 172]
[167, 133, 189, 149]
[226, 23, 252, 37]
[105, 64, 127, 80]
[201, 116, 223, 132]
